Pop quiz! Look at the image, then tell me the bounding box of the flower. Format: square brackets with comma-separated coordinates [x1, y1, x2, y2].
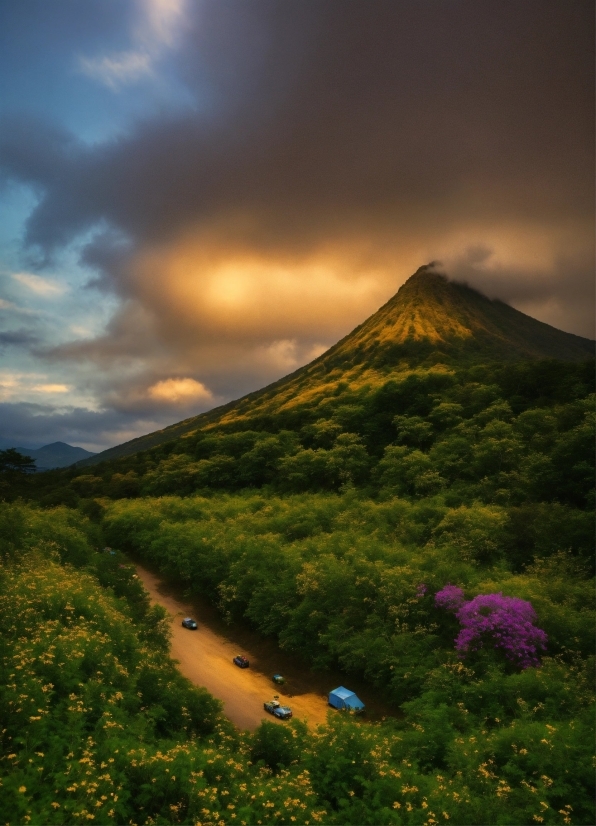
[455, 593, 547, 668]
[435, 585, 465, 612]
[436, 585, 547, 668]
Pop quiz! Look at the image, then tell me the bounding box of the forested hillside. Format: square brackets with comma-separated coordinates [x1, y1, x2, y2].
[1, 270, 594, 824]
[28, 359, 595, 585]
[1, 501, 594, 824]
[69, 268, 595, 467]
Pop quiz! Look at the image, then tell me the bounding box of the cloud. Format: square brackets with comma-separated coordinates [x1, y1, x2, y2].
[5, 3, 592, 260]
[142, 0, 187, 48]
[30, 383, 70, 394]
[39, 236, 390, 412]
[78, 0, 187, 89]
[435, 240, 596, 337]
[147, 377, 212, 404]
[130, 235, 390, 344]
[69, 325, 94, 338]
[12, 272, 66, 296]
[254, 340, 329, 373]
[78, 51, 153, 90]
[0, 401, 176, 453]
[0, 372, 71, 403]
[0, 330, 40, 349]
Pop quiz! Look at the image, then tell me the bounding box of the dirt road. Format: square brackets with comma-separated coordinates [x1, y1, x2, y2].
[136, 565, 333, 730]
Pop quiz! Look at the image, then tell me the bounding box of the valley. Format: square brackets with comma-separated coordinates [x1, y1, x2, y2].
[136, 564, 393, 730]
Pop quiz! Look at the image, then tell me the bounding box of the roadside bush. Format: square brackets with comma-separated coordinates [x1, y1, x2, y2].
[250, 720, 302, 771]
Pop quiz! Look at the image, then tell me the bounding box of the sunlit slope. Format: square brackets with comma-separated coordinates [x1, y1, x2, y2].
[80, 265, 594, 465]
[325, 266, 595, 364]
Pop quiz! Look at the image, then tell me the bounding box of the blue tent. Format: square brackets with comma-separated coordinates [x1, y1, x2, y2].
[328, 686, 365, 712]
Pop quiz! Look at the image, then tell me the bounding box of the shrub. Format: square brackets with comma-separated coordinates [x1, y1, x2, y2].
[455, 593, 548, 668]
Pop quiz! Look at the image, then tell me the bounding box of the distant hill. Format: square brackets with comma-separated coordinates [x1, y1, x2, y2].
[14, 442, 96, 470]
[78, 265, 594, 467]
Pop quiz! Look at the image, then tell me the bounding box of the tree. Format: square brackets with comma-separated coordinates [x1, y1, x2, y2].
[0, 448, 36, 474]
[251, 720, 300, 771]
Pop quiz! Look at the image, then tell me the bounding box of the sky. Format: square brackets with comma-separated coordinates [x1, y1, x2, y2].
[0, 0, 593, 452]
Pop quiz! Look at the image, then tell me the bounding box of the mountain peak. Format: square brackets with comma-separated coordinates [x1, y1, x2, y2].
[14, 442, 96, 470]
[319, 265, 594, 368]
[79, 265, 594, 466]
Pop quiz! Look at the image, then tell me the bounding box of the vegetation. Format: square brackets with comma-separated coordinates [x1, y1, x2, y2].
[1, 495, 593, 824]
[24, 361, 595, 550]
[34, 267, 593, 468]
[1, 272, 594, 823]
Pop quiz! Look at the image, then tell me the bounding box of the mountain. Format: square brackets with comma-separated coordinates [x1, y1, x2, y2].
[14, 442, 96, 470]
[324, 266, 595, 365]
[78, 265, 594, 466]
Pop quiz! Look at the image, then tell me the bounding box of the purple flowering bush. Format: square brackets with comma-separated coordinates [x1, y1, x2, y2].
[455, 592, 547, 668]
[435, 587, 548, 668]
[434, 584, 466, 612]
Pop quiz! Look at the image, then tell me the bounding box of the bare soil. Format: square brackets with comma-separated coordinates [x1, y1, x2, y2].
[135, 564, 397, 732]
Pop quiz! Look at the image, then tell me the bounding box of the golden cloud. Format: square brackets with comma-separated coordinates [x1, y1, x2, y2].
[127, 214, 595, 354]
[31, 383, 70, 393]
[0, 373, 71, 403]
[147, 377, 213, 404]
[129, 228, 408, 354]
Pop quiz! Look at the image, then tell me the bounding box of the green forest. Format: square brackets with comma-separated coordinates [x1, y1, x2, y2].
[2, 357, 594, 825]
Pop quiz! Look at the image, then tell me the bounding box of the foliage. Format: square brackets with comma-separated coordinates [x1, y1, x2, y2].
[455, 593, 548, 669]
[21, 361, 594, 527]
[0, 449, 37, 500]
[0, 496, 593, 825]
[435, 585, 549, 668]
[0, 448, 37, 474]
[434, 585, 466, 612]
[1, 354, 594, 823]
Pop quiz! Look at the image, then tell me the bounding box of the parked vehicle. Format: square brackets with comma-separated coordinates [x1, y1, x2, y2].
[181, 617, 198, 630]
[272, 674, 285, 685]
[264, 700, 293, 720]
[233, 655, 249, 668]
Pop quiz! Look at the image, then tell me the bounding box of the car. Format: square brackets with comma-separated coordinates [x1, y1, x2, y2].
[233, 655, 249, 668]
[272, 674, 285, 685]
[264, 699, 293, 719]
[181, 617, 198, 630]
[272, 703, 292, 720]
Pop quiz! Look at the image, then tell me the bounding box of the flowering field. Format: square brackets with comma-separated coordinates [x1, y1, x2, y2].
[1, 501, 593, 825]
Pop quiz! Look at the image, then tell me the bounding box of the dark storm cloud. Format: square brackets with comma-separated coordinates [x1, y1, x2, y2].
[445, 247, 593, 306]
[438, 245, 596, 338]
[0, 401, 181, 453]
[0, 329, 39, 349]
[1, 0, 592, 254]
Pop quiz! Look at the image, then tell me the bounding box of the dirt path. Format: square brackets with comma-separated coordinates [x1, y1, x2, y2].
[136, 565, 333, 731]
